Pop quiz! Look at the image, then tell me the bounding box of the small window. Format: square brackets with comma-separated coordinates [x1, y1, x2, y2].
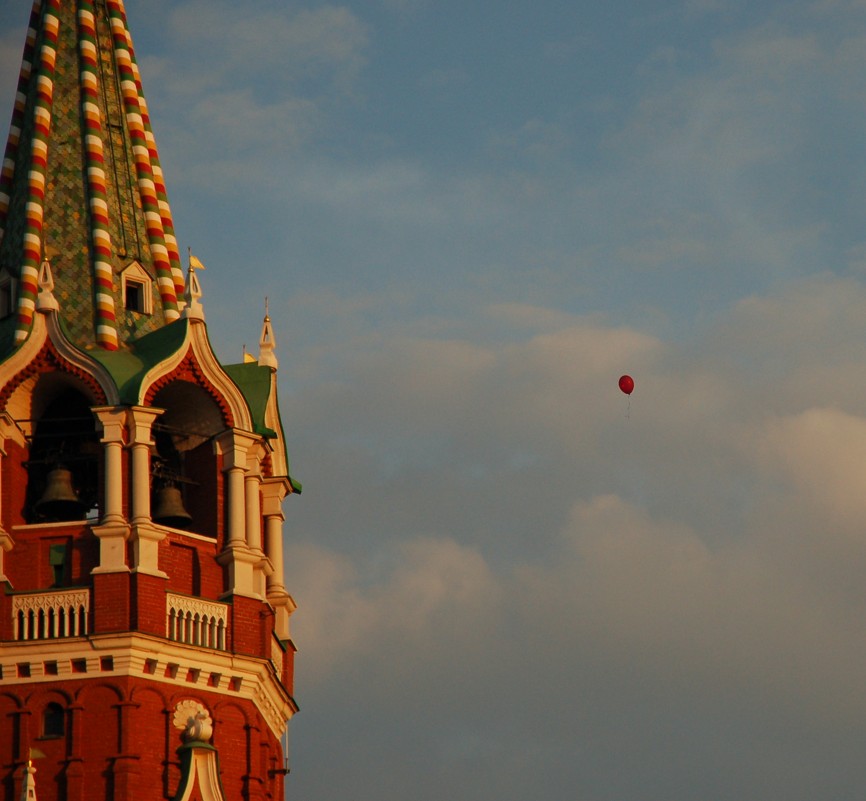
[49, 544, 68, 587]
[120, 261, 153, 315]
[125, 280, 143, 312]
[42, 703, 65, 738]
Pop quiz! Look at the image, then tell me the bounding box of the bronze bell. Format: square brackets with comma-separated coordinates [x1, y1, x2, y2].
[36, 466, 86, 521]
[152, 485, 192, 529]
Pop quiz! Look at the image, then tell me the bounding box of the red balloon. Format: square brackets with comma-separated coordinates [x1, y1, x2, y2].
[618, 375, 634, 395]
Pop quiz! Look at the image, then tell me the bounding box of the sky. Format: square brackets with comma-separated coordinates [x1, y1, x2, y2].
[4, 0, 866, 798]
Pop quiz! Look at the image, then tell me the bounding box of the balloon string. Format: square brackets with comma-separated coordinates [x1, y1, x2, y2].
[626, 396, 631, 420]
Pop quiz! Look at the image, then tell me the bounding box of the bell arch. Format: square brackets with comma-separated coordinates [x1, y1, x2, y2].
[150, 380, 227, 537]
[23, 375, 103, 524]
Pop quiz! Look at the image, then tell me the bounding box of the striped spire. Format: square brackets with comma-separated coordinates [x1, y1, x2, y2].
[12, 0, 59, 343]
[0, 0, 184, 351]
[78, 0, 118, 349]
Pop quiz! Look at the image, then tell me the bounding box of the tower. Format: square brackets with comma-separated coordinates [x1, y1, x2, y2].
[0, 2, 300, 800]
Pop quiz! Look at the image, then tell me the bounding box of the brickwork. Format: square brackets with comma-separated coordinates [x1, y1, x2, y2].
[2, 441, 28, 530]
[92, 572, 131, 633]
[162, 531, 223, 600]
[0, 677, 286, 801]
[131, 572, 169, 636]
[230, 595, 271, 657]
[3, 523, 95, 591]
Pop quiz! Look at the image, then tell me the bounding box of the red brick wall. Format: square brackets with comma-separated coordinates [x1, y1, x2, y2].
[0, 678, 284, 801]
[131, 572, 168, 636]
[92, 573, 131, 633]
[161, 533, 223, 601]
[231, 596, 268, 657]
[3, 523, 94, 592]
[2, 441, 28, 530]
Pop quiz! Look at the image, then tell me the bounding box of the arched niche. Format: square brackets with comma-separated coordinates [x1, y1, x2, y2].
[150, 381, 225, 538]
[41, 702, 65, 738]
[22, 374, 102, 523]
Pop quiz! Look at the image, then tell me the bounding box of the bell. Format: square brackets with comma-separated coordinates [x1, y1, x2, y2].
[36, 467, 86, 521]
[152, 485, 192, 529]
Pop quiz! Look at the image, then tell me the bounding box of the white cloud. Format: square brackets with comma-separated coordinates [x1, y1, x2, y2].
[287, 536, 500, 686]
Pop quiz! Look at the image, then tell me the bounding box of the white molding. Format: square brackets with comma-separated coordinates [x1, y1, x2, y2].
[136, 322, 254, 433]
[120, 260, 154, 315]
[44, 313, 121, 405]
[0, 632, 295, 737]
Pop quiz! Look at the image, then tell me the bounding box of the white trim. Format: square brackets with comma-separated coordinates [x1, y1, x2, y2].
[120, 260, 154, 315]
[136, 321, 254, 432]
[0, 632, 295, 737]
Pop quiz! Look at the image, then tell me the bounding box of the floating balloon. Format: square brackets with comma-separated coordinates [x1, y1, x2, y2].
[618, 375, 634, 395]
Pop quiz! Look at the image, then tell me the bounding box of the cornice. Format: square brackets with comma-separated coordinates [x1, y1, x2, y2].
[0, 632, 296, 738]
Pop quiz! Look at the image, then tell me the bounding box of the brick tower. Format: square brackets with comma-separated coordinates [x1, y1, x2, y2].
[0, 2, 301, 800]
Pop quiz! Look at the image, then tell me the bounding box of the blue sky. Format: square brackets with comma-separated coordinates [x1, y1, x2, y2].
[5, 0, 866, 799]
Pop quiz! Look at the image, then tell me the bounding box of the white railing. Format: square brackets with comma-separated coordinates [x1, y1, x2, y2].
[166, 593, 228, 650]
[12, 588, 90, 640]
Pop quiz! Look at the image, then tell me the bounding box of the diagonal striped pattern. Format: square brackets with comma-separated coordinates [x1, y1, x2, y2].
[0, 0, 185, 350]
[119, 11, 186, 304]
[106, 0, 179, 322]
[78, 0, 118, 350]
[13, 0, 60, 344]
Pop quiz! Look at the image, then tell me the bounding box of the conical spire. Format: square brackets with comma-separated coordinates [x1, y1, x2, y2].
[258, 298, 278, 369]
[0, 0, 186, 353]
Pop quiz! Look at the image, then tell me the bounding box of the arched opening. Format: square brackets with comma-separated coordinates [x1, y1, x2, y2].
[42, 703, 65, 738]
[150, 381, 224, 537]
[25, 383, 100, 523]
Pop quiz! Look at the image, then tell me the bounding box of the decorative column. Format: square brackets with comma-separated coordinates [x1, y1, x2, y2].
[261, 478, 295, 641]
[64, 702, 85, 801]
[91, 407, 129, 574]
[127, 407, 167, 576]
[215, 429, 261, 598]
[113, 700, 141, 797]
[244, 444, 264, 553]
[245, 443, 270, 598]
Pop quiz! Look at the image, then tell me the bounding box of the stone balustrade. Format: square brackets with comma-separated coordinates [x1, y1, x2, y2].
[12, 588, 90, 640]
[166, 593, 228, 650]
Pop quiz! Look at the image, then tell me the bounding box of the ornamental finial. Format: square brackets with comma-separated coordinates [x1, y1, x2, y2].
[258, 297, 278, 369]
[182, 249, 205, 321]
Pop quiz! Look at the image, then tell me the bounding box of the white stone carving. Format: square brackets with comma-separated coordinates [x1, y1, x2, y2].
[173, 700, 214, 743]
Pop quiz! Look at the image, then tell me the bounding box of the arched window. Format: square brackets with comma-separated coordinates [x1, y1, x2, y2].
[42, 703, 65, 738]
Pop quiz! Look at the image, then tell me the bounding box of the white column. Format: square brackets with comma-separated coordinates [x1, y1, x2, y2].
[245, 450, 264, 553]
[93, 407, 126, 525]
[261, 479, 289, 594]
[91, 407, 130, 574]
[227, 466, 247, 547]
[245, 445, 269, 598]
[127, 407, 167, 577]
[261, 478, 295, 640]
[128, 407, 163, 524]
[215, 430, 262, 598]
